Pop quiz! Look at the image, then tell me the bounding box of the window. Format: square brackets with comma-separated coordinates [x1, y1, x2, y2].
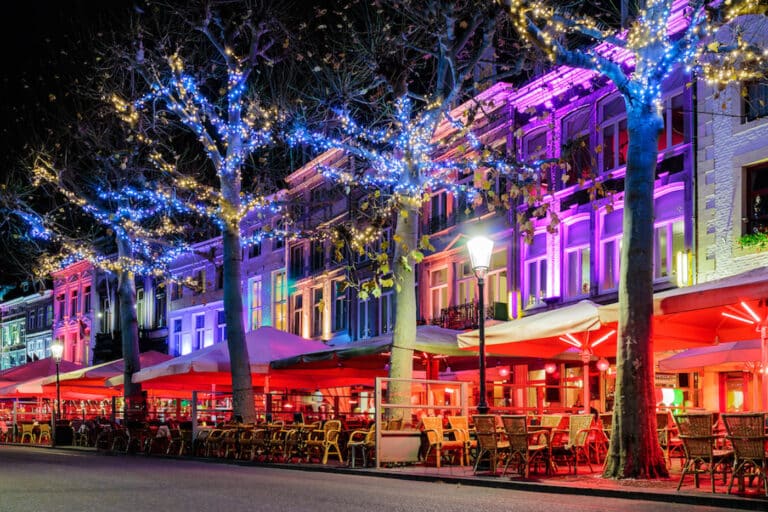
[194, 314, 205, 351]
[46, 305, 53, 326]
[154, 290, 166, 328]
[215, 265, 224, 290]
[28, 311, 36, 331]
[171, 282, 183, 301]
[70, 290, 79, 317]
[216, 310, 227, 344]
[333, 281, 348, 332]
[380, 291, 394, 334]
[136, 289, 145, 329]
[249, 278, 263, 330]
[292, 293, 303, 336]
[486, 249, 508, 306]
[289, 245, 304, 280]
[193, 269, 206, 295]
[83, 286, 91, 313]
[429, 191, 450, 233]
[310, 240, 324, 272]
[273, 271, 287, 331]
[37, 307, 44, 329]
[429, 268, 449, 321]
[358, 296, 376, 339]
[600, 207, 623, 292]
[746, 162, 768, 235]
[248, 240, 262, 259]
[654, 190, 685, 281]
[456, 261, 476, 306]
[564, 219, 591, 298]
[100, 297, 111, 333]
[523, 232, 548, 308]
[743, 80, 768, 123]
[524, 130, 550, 188]
[562, 108, 593, 186]
[599, 96, 627, 172]
[658, 92, 686, 151]
[172, 318, 182, 356]
[311, 288, 324, 337]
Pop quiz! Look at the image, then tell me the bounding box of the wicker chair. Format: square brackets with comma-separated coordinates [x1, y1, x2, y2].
[204, 429, 226, 457]
[347, 424, 376, 468]
[421, 416, 466, 468]
[674, 413, 733, 492]
[500, 415, 550, 478]
[472, 414, 509, 475]
[657, 411, 683, 467]
[38, 424, 52, 445]
[722, 413, 768, 497]
[306, 419, 344, 464]
[448, 416, 476, 466]
[221, 428, 240, 459]
[550, 414, 595, 474]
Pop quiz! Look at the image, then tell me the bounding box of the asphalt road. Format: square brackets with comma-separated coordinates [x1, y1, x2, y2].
[0, 446, 736, 512]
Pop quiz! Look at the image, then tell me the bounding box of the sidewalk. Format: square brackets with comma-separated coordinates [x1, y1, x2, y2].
[24, 443, 768, 510]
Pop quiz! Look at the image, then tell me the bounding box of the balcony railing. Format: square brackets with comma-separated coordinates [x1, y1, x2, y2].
[433, 301, 507, 330]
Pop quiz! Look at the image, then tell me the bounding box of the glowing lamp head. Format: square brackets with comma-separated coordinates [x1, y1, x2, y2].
[596, 358, 610, 372]
[467, 236, 494, 279]
[51, 340, 64, 363]
[544, 362, 557, 374]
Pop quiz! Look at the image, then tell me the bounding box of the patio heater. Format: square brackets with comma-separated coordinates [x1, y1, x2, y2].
[50, 340, 64, 446]
[468, 236, 494, 414]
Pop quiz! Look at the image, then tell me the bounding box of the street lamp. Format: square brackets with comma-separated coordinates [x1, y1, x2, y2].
[51, 340, 64, 446]
[468, 235, 494, 414]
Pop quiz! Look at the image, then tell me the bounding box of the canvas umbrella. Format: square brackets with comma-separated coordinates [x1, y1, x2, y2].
[0, 357, 82, 388]
[40, 351, 172, 396]
[118, 326, 330, 392]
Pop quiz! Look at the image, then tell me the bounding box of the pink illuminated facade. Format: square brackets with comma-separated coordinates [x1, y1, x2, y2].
[51, 260, 95, 366]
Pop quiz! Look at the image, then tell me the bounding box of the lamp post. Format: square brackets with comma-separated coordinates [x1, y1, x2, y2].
[51, 340, 64, 446]
[468, 235, 494, 414]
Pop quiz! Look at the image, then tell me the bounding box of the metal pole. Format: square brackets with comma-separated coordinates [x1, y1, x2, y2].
[54, 360, 60, 446]
[477, 276, 489, 414]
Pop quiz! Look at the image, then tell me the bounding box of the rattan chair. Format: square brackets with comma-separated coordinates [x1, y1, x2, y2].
[306, 419, 344, 464]
[674, 413, 733, 493]
[37, 424, 52, 445]
[722, 413, 768, 496]
[657, 411, 683, 467]
[347, 424, 376, 468]
[421, 416, 466, 468]
[550, 414, 595, 474]
[500, 415, 550, 478]
[448, 416, 477, 466]
[472, 414, 509, 475]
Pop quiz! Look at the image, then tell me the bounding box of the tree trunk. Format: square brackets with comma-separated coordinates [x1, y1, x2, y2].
[220, 147, 257, 422]
[603, 101, 668, 479]
[116, 236, 144, 420]
[387, 196, 419, 423]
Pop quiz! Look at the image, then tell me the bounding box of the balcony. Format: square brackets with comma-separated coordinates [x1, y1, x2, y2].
[434, 301, 507, 330]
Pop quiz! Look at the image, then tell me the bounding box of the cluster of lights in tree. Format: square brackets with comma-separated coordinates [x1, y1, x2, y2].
[289, 96, 539, 218]
[506, 0, 765, 107]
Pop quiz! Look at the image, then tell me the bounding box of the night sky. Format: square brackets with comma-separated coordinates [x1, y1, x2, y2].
[0, 1, 134, 169]
[0, 2, 135, 288]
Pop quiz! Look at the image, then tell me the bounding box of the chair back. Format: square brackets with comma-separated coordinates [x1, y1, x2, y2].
[421, 416, 443, 445]
[387, 418, 403, 430]
[500, 415, 529, 452]
[722, 413, 767, 459]
[656, 411, 671, 430]
[448, 416, 470, 442]
[473, 415, 496, 434]
[540, 415, 563, 428]
[568, 414, 594, 448]
[674, 413, 714, 459]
